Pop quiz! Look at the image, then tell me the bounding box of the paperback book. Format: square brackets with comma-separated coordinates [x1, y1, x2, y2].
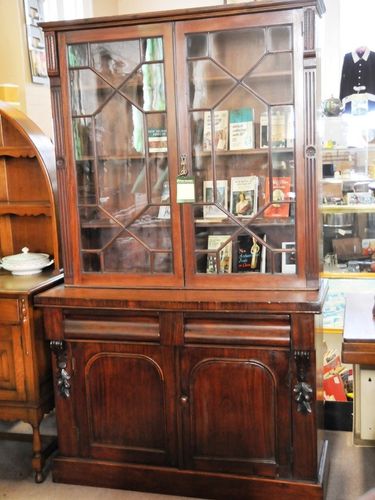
[237, 234, 266, 273]
[203, 180, 228, 219]
[203, 110, 229, 152]
[148, 127, 168, 153]
[264, 177, 291, 218]
[206, 234, 232, 274]
[230, 176, 258, 217]
[229, 108, 254, 150]
[260, 108, 294, 148]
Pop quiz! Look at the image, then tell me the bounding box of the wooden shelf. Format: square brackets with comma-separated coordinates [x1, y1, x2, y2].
[0, 201, 52, 216]
[0, 146, 36, 158]
[320, 203, 375, 214]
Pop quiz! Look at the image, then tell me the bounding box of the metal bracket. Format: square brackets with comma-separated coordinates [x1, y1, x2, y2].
[50, 340, 71, 399]
[293, 350, 313, 414]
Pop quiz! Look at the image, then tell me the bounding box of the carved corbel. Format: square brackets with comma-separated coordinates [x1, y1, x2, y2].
[293, 350, 313, 414]
[50, 340, 71, 398]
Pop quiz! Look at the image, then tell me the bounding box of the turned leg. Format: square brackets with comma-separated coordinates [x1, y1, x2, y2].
[31, 420, 44, 483]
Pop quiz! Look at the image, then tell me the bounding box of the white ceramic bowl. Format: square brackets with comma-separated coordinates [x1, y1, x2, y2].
[0, 247, 54, 275]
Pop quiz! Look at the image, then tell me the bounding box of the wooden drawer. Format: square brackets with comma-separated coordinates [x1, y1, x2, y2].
[0, 298, 20, 324]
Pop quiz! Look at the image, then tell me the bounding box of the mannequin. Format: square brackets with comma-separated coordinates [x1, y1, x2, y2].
[339, 46, 375, 109]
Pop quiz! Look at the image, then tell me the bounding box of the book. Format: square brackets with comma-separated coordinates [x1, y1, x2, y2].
[203, 180, 228, 219]
[203, 110, 229, 152]
[260, 112, 268, 148]
[148, 127, 167, 153]
[237, 234, 266, 273]
[206, 234, 232, 274]
[264, 177, 291, 218]
[281, 241, 296, 273]
[229, 108, 254, 150]
[230, 176, 258, 217]
[158, 181, 170, 219]
[259, 109, 293, 148]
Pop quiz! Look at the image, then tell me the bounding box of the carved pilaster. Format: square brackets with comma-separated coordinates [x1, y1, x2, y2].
[50, 340, 71, 399]
[44, 31, 59, 76]
[304, 55, 319, 281]
[50, 84, 74, 281]
[293, 350, 313, 414]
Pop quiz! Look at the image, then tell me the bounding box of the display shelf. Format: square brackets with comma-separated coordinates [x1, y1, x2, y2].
[0, 146, 35, 157]
[320, 204, 375, 213]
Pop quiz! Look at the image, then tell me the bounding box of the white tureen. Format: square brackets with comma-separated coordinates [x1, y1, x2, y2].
[0, 247, 54, 275]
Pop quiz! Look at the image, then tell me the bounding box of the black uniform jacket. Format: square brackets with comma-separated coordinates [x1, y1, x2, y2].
[339, 48, 375, 101]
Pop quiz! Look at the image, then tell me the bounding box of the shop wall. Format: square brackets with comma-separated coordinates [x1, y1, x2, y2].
[0, 0, 371, 139]
[0, 0, 29, 108]
[0, 0, 53, 137]
[117, 0, 222, 14]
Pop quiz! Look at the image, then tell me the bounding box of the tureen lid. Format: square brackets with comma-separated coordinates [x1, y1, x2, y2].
[2, 247, 50, 264]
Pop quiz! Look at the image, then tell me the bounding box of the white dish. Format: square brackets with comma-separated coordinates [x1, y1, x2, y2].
[0, 247, 54, 276]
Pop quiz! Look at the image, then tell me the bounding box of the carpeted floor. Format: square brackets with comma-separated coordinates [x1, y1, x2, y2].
[0, 413, 374, 499]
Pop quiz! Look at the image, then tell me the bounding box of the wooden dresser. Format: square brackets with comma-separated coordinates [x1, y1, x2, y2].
[0, 103, 63, 482]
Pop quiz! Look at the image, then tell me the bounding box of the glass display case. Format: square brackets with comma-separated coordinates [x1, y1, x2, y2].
[321, 110, 375, 276]
[49, 4, 319, 290]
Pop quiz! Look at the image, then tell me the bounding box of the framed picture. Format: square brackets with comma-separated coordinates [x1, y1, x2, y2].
[24, 0, 48, 84]
[281, 241, 296, 274]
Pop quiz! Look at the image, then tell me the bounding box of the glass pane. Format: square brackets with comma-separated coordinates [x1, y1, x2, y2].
[187, 34, 208, 58]
[103, 235, 150, 273]
[95, 93, 137, 158]
[76, 160, 96, 205]
[90, 40, 140, 87]
[82, 252, 100, 272]
[244, 53, 293, 104]
[144, 37, 163, 61]
[72, 117, 93, 160]
[267, 26, 292, 51]
[120, 63, 166, 111]
[211, 28, 265, 78]
[187, 23, 296, 277]
[80, 208, 122, 250]
[68, 44, 88, 67]
[206, 234, 232, 274]
[128, 206, 172, 250]
[147, 113, 168, 155]
[270, 105, 294, 149]
[154, 252, 173, 273]
[70, 69, 113, 116]
[68, 35, 174, 278]
[234, 232, 267, 273]
[189, 60, 235, 109]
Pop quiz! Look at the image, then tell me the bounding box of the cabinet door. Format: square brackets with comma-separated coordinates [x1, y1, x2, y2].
[175, 11, 309, 289]
[179, 345, 291, 477]
[0, 324, 26, 401]
[57, 23, 183, 287]
[70, 341, 177, 466]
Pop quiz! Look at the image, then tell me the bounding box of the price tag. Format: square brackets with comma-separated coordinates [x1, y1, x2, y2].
[177, 176, 195, 203]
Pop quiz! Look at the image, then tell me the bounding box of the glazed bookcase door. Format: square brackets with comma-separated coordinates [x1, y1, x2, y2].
[175, 11, 308, 289]
[57, 24, 183, 287]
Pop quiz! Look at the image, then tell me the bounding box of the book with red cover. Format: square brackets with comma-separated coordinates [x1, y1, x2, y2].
[264, 177, 291, 218]
[323, 372, 347, 402]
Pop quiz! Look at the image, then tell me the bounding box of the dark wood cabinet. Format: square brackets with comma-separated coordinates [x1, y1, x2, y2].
[36, 2, 328, 498]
